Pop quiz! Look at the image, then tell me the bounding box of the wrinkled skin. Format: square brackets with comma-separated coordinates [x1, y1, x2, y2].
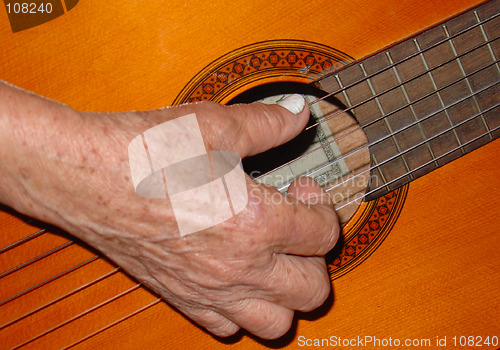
[0, 82, 339, 339]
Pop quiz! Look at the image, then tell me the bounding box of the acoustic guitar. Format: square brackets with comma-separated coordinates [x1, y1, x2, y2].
[0, 0, 498, 348]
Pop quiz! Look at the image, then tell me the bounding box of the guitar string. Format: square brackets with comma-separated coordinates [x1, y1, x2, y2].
[0, 255, 99, 307]
[260, 59, 499, 189]
[272, 76, 499, 191]
[1, 51, 497, 303]
[253, 16, 500, 175]
[290, 99, 498, 209]
[0, 266, 120, 330]
[324, 101, 499, 198]
[0, 228, 46, 254]
[306, 10, 499, 116]
[291, 13, 499, 179]
[303, 36, 499, 133]
[279, 81, 500, 191]
[0, 22, 496, 265]
[290, 12, 499, 177]
[61, 298, 163, 349]
[0, 240, 73, 279]
[11, 283, 143, 350]
[308, 8, 498, 105]
[2, 8, 498, 345]
[332, 124, 500, 211]
[9, 123, 499, 348]
[272, 38, 499, 181]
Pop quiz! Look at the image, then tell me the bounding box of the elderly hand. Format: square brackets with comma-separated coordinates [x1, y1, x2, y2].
[0, 82, 339, 339]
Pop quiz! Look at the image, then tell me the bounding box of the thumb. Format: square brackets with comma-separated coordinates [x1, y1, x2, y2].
[227, 94, 310, 157]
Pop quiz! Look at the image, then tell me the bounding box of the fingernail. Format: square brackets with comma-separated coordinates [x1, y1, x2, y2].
[277, 94, 306, 114]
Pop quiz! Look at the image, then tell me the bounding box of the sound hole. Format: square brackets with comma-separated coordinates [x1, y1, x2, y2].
[229, 82, 371, 225]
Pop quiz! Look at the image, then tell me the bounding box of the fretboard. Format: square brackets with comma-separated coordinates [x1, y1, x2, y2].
[315, 0, 499, 201]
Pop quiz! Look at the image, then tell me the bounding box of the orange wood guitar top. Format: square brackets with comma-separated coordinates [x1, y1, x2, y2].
[0, 0, 498, 348]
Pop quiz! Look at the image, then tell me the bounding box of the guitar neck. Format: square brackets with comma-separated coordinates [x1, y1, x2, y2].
[316, 0, 499, 201]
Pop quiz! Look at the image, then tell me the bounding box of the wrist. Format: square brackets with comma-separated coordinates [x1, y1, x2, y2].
[0, 81, 82, 218]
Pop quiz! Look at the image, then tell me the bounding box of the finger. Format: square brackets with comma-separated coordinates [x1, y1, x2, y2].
[225, 298, 295, 340]
[251, 179, 339, 256]
[262, 253, 332, 312]
[226, 94, 310, 157]
[180, 306, 240, 338]
[142, 94, 308, 158]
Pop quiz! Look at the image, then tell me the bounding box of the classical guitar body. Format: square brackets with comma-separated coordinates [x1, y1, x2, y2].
[0, 0, 499, 349]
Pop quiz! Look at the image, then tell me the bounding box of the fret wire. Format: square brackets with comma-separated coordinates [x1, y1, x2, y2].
[415, 30, 465, 155]
[0, 240, 73, 279]
[0, 255, 99, 307]
[265, 59, 499, 184]
[0, 266, 120, 330]
[324, 101, 499, 195]
[62, 298, 163, 350]
[445, 19, 492, 141]
[306, 36, 499, 132]
[359, 62, 413, 181]
[369, 152, 390, 194]
[332, 123, 500, 210]
[11, 283, 143, 349]
[445, 22, 489, 143]
[0, 229, 46, 254]
[352, 63, 386, 190]
[276, 79, 499, 191]
[389, 45, 439, 168]
[474, 9, 499, 136]
[334, 73, 353, 107]
[474, 10, 500, 75]
[310, 11, 500, 107]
